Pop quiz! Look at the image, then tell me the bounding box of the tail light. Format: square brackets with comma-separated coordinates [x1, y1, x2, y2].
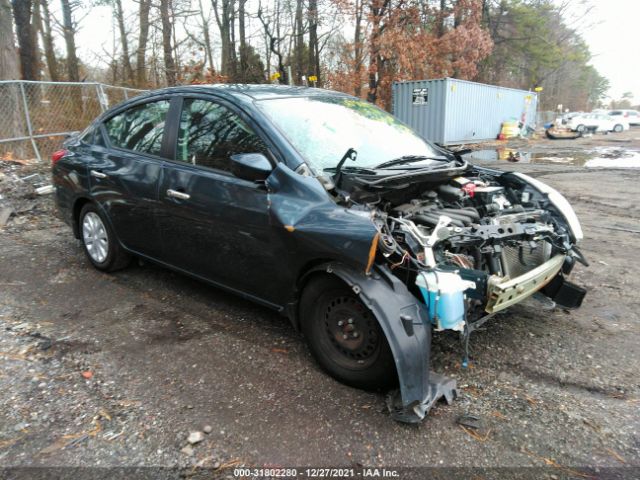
[51, 149, 68, 164]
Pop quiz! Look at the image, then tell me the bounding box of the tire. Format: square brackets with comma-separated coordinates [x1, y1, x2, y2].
[613, 124, 623, 133]
[79, 203, 130, 272]
[300, 275, 397, 391]
[576, 124, 585, 133]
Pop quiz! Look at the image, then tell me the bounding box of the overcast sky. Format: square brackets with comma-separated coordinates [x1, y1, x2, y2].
[72, 0, 639, 103]
[569, 0, 640, 102]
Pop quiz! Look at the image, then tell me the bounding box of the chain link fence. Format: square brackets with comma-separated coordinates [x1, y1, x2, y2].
[0, 81, 146, 162]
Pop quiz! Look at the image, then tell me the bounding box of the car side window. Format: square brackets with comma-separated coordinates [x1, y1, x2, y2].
[104, 100, 170, 156]
[176, 98, 268, 172]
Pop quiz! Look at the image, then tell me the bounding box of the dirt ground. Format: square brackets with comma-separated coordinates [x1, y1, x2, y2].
[0, 128, 639, 478]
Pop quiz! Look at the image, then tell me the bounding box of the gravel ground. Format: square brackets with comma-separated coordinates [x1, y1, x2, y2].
[0, 130, 639, 479]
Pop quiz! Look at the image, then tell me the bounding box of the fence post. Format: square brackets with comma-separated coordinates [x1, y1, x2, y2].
[18, 81, 42, 162]
[95, 83, 109, 112]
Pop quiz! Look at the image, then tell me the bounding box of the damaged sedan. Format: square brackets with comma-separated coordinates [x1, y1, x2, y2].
[52, 85, 587, 423]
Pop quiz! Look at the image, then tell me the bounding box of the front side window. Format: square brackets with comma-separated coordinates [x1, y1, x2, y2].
[176, 98, 268, 172]
[104, 100, 170, 156]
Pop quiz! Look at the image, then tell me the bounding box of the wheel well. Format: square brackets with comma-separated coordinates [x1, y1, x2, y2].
[287, 260, 345, 330]
[72, 197, 92, 238]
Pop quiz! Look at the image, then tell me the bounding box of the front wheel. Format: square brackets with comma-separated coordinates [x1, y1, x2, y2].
[613, 124, 623, 133]
[300, 275, 397, 391]
[79, 203, 130, 272]
[576, 124, 585, 133]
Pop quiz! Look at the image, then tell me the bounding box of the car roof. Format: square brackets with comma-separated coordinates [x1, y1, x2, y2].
[138, 84, 353, 102]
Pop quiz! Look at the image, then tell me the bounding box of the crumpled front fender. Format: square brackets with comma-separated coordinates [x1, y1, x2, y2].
[305, 262, 457, 423]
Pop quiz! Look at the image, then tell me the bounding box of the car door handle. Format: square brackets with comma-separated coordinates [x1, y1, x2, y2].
[166, 189, 190, 200]
[90, 170, 107, 179]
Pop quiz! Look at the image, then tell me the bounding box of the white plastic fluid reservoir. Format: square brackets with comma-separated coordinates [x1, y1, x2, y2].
[415, 270, 475, 332]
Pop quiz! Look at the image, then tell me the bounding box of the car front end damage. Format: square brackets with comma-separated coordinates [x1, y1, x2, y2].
[307, 163, 588, 423]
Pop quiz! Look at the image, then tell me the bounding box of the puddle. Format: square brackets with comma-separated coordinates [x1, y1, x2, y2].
[463, 147, 640, 168]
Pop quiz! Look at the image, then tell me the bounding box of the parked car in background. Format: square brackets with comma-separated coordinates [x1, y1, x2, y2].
[566, 113, 629, 133]
[553, 111, 583, 127]
[51, 85, 587, 423]
[609, 109, 640, 126]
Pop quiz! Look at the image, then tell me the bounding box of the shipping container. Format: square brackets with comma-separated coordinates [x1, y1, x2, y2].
[392, 78, 538, 145]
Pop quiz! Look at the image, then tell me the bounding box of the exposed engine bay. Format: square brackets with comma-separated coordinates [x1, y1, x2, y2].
[335, 165, 588, 336]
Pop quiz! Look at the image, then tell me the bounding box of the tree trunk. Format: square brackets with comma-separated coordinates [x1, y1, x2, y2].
[160, 0, 176, 85]
[198, 0, 214, 75]
[353, 0, 363, 96]
[60, 0, 79, 82]
[308, 0, 319, 84]
[114, 0, 133, 84]
[212, 0, 236, 78]
[135, 0, 150, 87]
[0, 0, 20, 79]
[30, 0, 42, 78]
[1, 0, 27, 158]
[238, 0, 247, 82]
[36, 0, 58, 81]
[294, 0, 303, 83]
[12, 0, 39, 80]
[366, 0, 388, 104]
[439, 0, 447, 37]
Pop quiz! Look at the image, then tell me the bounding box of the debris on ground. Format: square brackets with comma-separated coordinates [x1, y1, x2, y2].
[187, 431, 205, 445]
[0, 159, 55, 230]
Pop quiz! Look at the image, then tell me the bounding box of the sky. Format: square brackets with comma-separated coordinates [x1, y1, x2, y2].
[70, 0, 640, 103]
[567, 0, 640, 102]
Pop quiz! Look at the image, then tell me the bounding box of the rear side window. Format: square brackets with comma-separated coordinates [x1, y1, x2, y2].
[176, 98, 268, 172]
[104, 100, 170, 156]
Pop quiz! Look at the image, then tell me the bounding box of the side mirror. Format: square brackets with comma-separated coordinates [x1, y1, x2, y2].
[230, 153, 273, 182]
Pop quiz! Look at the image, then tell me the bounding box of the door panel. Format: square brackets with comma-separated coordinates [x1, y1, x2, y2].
[89, 148, 164, 258]
[157, 97, 282, 302]
[90, 99, 171, 258]
[158, 165, 278, 299]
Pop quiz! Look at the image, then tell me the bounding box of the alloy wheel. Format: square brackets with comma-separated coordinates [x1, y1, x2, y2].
[82, 211, 109, 263]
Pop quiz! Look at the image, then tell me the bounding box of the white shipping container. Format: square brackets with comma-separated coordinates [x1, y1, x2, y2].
[392, 78, 538, 145]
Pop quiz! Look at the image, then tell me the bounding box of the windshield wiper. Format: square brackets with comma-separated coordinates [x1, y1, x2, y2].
[324, 165, 377, 174]
[333, 147, 357, 190]
[373, 154, 445, 169]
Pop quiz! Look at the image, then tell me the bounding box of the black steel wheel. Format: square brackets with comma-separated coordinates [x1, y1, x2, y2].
[300, 275, 397, 391]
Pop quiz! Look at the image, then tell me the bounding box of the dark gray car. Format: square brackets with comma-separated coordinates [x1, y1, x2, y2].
[52, 85, 587, 423]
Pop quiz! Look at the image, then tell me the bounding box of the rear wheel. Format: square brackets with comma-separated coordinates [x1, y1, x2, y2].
[576, 124, 585, 133]
[613, 124, 623, 133]
[300, 275, 397, 391]
[79, 203, 130, 272]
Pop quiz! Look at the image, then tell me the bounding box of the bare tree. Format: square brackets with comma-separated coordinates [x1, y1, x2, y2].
[197, 0, 215, 73]
[294, 0, 303, 82]
[0, 0, 20, 79]
[238, 0, 247, 81]
[134, 0, 150, 86]
[114, 0, 134, 84]
[36, 0, 60, 82]
[33, 0, 58, 80]
[212, 0, 237, 78]
[353, 0, 364, 95]
[308, 0, 319, 83]
[160, 0, 177, 85]
[257, 0, 288, 84]
[60, 0, 80, 82]
[12, 0, 39, 79]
